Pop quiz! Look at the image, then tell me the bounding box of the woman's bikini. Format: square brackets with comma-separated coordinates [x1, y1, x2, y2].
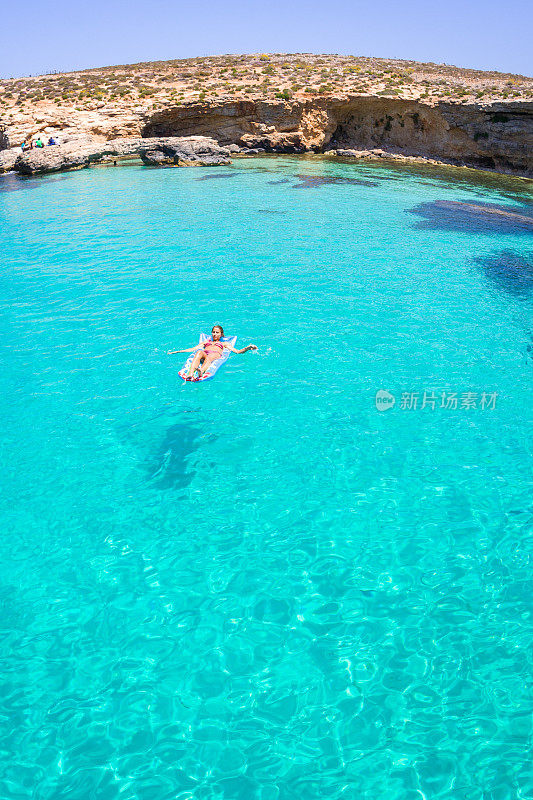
[201, 339, 224, 360]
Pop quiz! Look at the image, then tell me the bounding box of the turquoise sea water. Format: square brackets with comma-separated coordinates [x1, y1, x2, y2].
[1, 156, 532, 800]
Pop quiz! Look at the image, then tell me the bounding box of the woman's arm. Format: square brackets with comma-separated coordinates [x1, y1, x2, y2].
[224, 344, 258, 354]
[167, 345, 201, 355]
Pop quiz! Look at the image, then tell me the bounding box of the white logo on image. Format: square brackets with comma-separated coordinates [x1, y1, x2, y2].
[375, 389, 396, 412]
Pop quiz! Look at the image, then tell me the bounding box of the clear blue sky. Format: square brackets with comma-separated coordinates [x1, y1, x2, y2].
[2, 0, 531, 78]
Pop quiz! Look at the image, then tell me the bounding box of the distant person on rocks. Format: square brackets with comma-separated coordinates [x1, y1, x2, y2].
[22, 140, 33, 151]
[35, 138, 44, 148]
[47, 137, 57, 146]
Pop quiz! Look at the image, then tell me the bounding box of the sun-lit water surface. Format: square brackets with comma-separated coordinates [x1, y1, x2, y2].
[1, 156, 532, 800]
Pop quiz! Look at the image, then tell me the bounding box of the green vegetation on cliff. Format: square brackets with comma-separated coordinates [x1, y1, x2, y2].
[1, 53, 532, 118]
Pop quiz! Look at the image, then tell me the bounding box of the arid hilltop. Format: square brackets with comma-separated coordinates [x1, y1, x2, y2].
[1, 54, 532, 177]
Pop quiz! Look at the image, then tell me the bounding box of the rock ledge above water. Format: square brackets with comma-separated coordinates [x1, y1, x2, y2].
[138, 136, 231, 166]
[8, 135, 232, 176]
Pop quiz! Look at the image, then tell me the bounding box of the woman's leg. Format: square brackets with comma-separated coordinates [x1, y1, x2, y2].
[198, 354, 219, 376]
[186, 350, 205, 377]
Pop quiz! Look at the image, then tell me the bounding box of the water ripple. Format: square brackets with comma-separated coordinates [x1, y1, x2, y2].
[1, 156, 532, 799]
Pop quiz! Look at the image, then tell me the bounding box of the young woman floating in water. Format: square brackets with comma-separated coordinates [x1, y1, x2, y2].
[168, 325, 257, 380]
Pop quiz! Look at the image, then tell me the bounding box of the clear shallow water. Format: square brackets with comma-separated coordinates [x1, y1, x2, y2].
[1, 156, 532, 800]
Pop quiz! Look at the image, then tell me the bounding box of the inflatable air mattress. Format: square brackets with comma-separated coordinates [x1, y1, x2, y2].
[179, 333, 237, 382]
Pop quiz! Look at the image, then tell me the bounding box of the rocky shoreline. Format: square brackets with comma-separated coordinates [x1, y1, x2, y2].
[0, 135, 235, 175]
[140, 96, 533, 177]
[1, 137, 531, 183]
[1, 95, 532, 180]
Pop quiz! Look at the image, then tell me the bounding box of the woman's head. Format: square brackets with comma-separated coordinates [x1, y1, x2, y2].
[212, 325, 224, 339]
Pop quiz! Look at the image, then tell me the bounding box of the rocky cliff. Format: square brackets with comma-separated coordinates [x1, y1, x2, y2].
[1, 96, 532, 178]
[1, 54, 532, 178]
[141, 96, 533, 176]
[1, 136, 232, 176]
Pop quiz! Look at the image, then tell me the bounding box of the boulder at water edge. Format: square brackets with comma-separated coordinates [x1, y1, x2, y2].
[138, 136, 231, 166]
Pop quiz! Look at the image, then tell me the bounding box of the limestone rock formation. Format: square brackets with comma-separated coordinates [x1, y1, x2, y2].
[138, 136, 231, 166]
[1, 54, 532, 179]
[141, 97, 533, 177]
[2, 94, 532, 179]
[0, 149, 19, 173]
[142, 100, 338, 153]
[13, 136, 231, 175]
[0, 124, 9, 150]
[15, 137, 148, 175]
